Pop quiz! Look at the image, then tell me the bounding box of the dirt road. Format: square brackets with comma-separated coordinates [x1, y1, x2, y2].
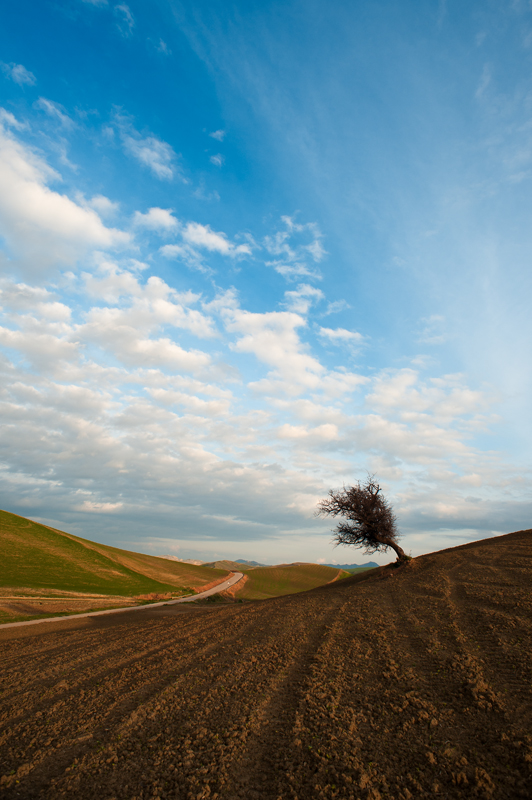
[0, 531, 531, 799]
[0, 573, 244, 630]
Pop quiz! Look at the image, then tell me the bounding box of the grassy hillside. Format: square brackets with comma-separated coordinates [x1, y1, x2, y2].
[0, 510, 229, 597]
[203, 559, 258, 571]
[232, 563, 347, 600]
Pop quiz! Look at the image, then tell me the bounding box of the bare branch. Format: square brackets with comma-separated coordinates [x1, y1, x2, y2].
[317, 475, 405, 561]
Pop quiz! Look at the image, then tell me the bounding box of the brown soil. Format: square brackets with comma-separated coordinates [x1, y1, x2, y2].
[1, 530, 531, 800]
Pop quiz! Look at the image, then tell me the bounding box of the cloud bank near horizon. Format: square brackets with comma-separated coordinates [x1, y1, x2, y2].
[0, 0, 531, 564]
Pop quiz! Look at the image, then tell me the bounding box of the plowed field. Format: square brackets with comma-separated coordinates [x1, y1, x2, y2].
[1, 530, 531, 800]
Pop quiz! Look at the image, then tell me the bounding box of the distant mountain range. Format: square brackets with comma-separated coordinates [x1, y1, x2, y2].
[325, 562, 379, 569]
[161, 555, 377, 570]
[161, 556, 268, 569]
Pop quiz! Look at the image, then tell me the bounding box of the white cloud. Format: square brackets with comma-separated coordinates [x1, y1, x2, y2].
[34, 98, 74, 128]
[0, 264, 522, 562]
[210, 154, 224, 167]
[365, 369, 488, 423]
[159, 217, 253, 272]
[122, 134, 175, 180]
[225, 308, 324, 395]
[0, 281, 52, 311]
[263, 217, 325, 282]
[182, 221, 251, 256]
[1, 62, 36, 86]
[284, 284, 324, 313]
[0, 322, 79, 373]
[305, 239, 326, 262]
[324, 299, 350, 315]
[83, 268, 216, 336]
[83, 260, 142, 302]
[264, 229, 295, 259]
[0, 124, 129, 276]
[318, 326, 363, 344]
[74, 271, 218, 373]
[114, 4, 135, 36]
[209, 130, 225, 141]
[159, 243, 207, 272]
[74, 501, 123, 513]
[133, 207, 178, 231]
[156, 39, 170, 55]
[269, 261, 321, 281]
[0, 109, 26, 131]
[149, 387, 230, 417]
[85, 194, 119, 216]
[117, 117, 179, 181]
[278, 422, 339, 441]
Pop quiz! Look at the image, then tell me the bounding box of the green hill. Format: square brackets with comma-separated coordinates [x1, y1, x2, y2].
[0, 509, 229, 597]
[202, 559, 259, 571]
[232, 563, 348, 600]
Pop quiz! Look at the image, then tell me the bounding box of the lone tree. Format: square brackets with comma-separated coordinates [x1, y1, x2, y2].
[317, 475, 406, 561]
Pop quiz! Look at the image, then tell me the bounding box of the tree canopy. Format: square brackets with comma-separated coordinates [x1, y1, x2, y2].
[317, 476, 406, 561]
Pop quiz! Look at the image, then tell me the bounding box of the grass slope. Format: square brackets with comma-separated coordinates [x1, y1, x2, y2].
[233, 563, 347, 600]
[0, 510, 229, 597]
[203, 560, 258, 571]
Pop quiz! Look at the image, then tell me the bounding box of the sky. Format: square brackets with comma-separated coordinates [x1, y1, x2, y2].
[0, 0, 531, 566]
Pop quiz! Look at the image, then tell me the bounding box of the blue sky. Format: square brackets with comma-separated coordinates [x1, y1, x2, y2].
[0, 0, 531, 564]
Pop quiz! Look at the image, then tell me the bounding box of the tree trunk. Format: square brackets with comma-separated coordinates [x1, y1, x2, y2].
[376, 537, 406, 561]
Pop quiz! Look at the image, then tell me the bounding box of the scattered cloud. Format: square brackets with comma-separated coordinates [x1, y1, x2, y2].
[305, 239, 326, 262]
[284, 284, 324, 314]
[133, 207, 178, 231]
[209, 130, 225, 141]
[224, 306, 326, 395]
[323, 299, 350, 315]
[210, 154, 224, 167]
[160, 242, 207, 272]
[156, 39, 171, 55]
[365, 369, 489, 425]
[114, 4, 135, 36]
[1, 62, 36, 86]
[182, 222, 251, 256]
[159, 219, 252, 273]
[34, 97, 75, 129]
[122, 133, 176, 180]
[160, 221, 251, 270]
[318, 326, 364, 345]
[270, 261, 321, 281]
[0, 109, 26, 131]
[116, 115, 179, 181]
[263, 217, 325, 282]
[74, 501, 123, 513]
[0, 261, 518, 562]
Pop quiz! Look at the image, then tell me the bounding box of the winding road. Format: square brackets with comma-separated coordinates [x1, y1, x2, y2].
[0, 571, 244, 630]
